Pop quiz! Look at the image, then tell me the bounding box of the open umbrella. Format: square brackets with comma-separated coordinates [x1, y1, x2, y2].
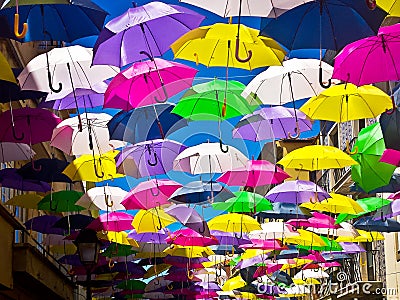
[0, 168, 51, 192]
[336, 197, 391, 223]
[380, 107, 400, 151]
[17, 158, 71, 183]
[93, 1, 205, 67]
[53, 215, 94, 231]
[0, 142, 35, 162]
[166, 228, 219, 247]
[24, 215, 65, 235]
[5, 193, 42, 209]
[76, 186, 128, 211]
[208, 213, 262, 236]
[354, 216, 400, 232]
[0, 51, 19, 101]
[87, 212, 134, 232]
[37, 190, 84, 212]
[212, 191, 272, 213]
[301, 193, 365, 214]
[256, 202, 312, 220]
[132, 208, 176, 233]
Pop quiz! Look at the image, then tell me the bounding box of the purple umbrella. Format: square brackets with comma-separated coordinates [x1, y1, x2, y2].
[58, 254, 108, 266]
[94, 262, 146, 277]
[92, 2, 205, 67]
[233, 106, 313, 141]
[193, 282, 220, 291]
[127, 229, 169, 244]
[24, 215, 65, 235]
[164, 204, 211, 237]
[210, 230, 250, 246]
[266, 180, 330, 204]
[164, 255, 209, 268]
[116, 139, 187, 178]
[0, 168, 51, 192]
[337, 242, 365, 254]
[46, 91, 104, 110]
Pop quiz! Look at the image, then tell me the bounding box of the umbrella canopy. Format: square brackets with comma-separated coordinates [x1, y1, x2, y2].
[351, 122, 396, 192]
[166, 228, 219, 247]
[121, 179, 182, 210]
[336, 197, 391, 223]
[333, 23, 400, 86]
[0, 51, 19, 101]
[173, 142, 248, 175]
[17, 158, 71, 183]
[257, 202, 311, 220]
[5, 193, 42, 209]
[354, 216, 400, 232]
[248, 222, 299, 240]
[53, 215, 95, 231]
[132, 208, 177, 233]
[301, 193, 365, 214]
[86, 212, 134, 232]
[37, 190, 84, 212]
[212, 191, 273, 213]
[217, 160, 290, 187]
[93, 1, 205, 67]
[233, 106, 313, 141]
[278, 145, 358, 170]
[380, 107, 400, 151]
[300, 83, 393, 123]
[108, 103, 188, 144]
[24, 215, 64, 235]
[115, 139, 187, 178]
[171, 23, 286, 70]
[0, 168, 51, 192]
[373, 198, 400, 220]
[260, 0, 386, 51]
[0, 142, 35, 163]
[208, 213, 262, 233]
[0, 0, 107, 42]
[76, 186, 128, 211]
[0, 107, 61, 144]
[45, 88, 105, 110]
[104, 58, 198, 109]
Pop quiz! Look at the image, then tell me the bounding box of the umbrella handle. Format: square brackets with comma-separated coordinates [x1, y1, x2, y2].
[167, 283, 174, 290]
[219, 139, 229, 153]
[14, 13, 28, 39]
[187, 270, 194, 280]
[47, 69, 62, 93]
[154, 84, 168, 104]
[346, 140, 358, 155]
[234, 230, 243, 239]
[151, 187, 160, 197]
[108, 259, 115, 269]
[156, 217, 163, 231]
[386, 96, 396, 115]
[319, 66, 332, 89]
[198, 222, 206, 234]
[380, 211, 387, 222]
[288, 123, 300, 139]
[309, 193, 318, 204]
[154, 278, 160, 285]
[93, 161, 105, 179]
[105, 195, 114, 208]
[366, 0, 377, 9]
[31, 159, 42, 172]
[49, 197, 57, 211]
[147, 152, 158, 167]
[235, 37, 252, 63]
[11, 125, 24, 141]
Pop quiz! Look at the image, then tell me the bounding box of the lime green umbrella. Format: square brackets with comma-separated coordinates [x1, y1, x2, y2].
[336, 197, 391, 224]
[117, 279, 146, 291]
[37, 190, 84, 212]
[297, 236, 342, 252]
[351, 122, 396, 193]
[101, 243, 137, 258]
[172, 79, 260, 121]
[212, 191, 272, 213]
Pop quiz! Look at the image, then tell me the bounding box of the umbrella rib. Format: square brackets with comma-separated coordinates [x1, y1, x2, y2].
[50, 6, 73, 43]
[142, 23, 164, 57]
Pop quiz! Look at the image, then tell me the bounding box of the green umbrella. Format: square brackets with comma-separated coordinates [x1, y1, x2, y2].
[351, 122, 396, 193]
[101, 243, 137, 258]
[172, 79, 260, 121]
[297, 236, 342, 252]
[117, 279, 146, 291]
[212, 191, 272, 213]
[336, 197, 391, 224]
[37, 190, 84, 212]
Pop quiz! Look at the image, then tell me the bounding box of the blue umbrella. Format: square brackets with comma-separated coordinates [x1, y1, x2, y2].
[256, 202, 311, 220]
[353, 216, 400, 232]
[270, 270, 293, 287]
[276, 246, 309, 260]
[107, 103, 188, 144]
[0, 0, 108, 42]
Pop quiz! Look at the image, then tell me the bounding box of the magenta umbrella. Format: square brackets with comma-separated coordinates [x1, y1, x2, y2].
[216, 159, 290, 187]
[121, 179, 182, 210]
[166, 228, 219, 247]
[333, 23, 400, 86]
[0, 107, 61, 144]
[86, 212, 134, 232]
[286, 212, 340, 229]
[104, 58, 198, 110]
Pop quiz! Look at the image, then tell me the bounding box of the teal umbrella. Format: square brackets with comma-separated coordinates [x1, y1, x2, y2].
[351, 122, 396, 192]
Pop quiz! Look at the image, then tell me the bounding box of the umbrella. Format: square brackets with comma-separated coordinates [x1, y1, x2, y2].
[164, 204, 211, 237]
[128, 229, 170, 244]
[51, 113, 121, 156]
[241, 59, 337, 106]
[294, 269, 329, 279]
[115, 139, 187, 178]
[132, 208, 176, 233]
[284, 229, 327, 247]
[37, 190, 84, 212]
[5, 193, 42, 209]
[350, 122, 396, 192]
[353, 216, 400, 232]
[93, 1, 205, 67]
[44, 88, 105, 111]
[270, 271, 293, 287]
[336, 197, 391, 223]
[336, 229, 384, 243]
[373, 198, 400, 220]
[301, 193, 365, 214]
[24, 215, 64, 235]
[101, 243, 137, 258]
[62, 150, 124, 182]
[166, 228, 219, 247]
[332, 23, 400, 86]
[76, 186, 128, 211]
[18, 46, 118, 98]
[248, 222, 299, 240]
[278, 145, 358, 171]
[0, 107, 61, 144]
[86, 212, 134, 232]
[169, 181, 234, 204]
[107, 103, 188, 144]
[94, 262, 146, 277]
[104, 58, 198, 109]
[0, 51, 19, 101]
[208, 213, 262, 236]
[217, 160, 290, 187]
[17, 158, 71, 183]
[171, 23, 286, 70]
[0, 142, 35, 162]
[380, 107, 400, 151]
[121, 179, 182, 210]
[52, 215, 94, 231]
[0, 0, 107, 42]
[0, 168, 51, 192]
[173, 142, 248, 174]
[256, 202, 311, 220]
[266, 180, 330, 204]
[233, 106, 313, 141]
[288, 212, 339, 229]
[212, 191, 273, 213]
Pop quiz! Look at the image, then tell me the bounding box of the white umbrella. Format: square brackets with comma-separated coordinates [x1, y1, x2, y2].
[248, 222, 299, 240]
[51, 113, 124, 155]
[294, 269, 329, 279]
[145, 277, 173, 292]
[173, 142, 248, 175]
[242, 59, 339, 105]
[18, 45, 118, 96]
[76, 186, 128, 211]
[307, 222, 360, 237]
[0, 142, 35, 162]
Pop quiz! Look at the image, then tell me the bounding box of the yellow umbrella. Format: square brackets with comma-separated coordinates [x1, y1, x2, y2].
[278, 145, 358, 171]
[336, 229, 384, 242]
[96, 231, 139, 248]
[376, 0, 400, 16]
[5, 194, 42, 209]
[132, 208, 176, 233]
[284, 229, 327, 247]
[163, 245, 214, 257]
[234, 292, 257, 299]
[143, 264, 171, 279]
[208, 213, 261, 235]
[293, 278, 321, 285]
[171, 23, 285, 70]
[0, 51, 17, 84]
[281, 258, 313, 270]
[50, 244, 77, 255]
[301, 193, 365, 214]
[62, 150, 124, 182]
[222, 275, 247, 291]
[300, 83, 392, 123]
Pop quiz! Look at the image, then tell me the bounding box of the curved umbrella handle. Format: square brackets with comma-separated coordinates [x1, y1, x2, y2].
[47, 68, 62, 93]
[366, 0, 377, 9]
[219, 139, 229, 153]
[49, 197, 57, 211]
[108, 259, 115, 269]
[380, 211, 387, 222]
[14, 13, 28, 39]
[147, 152, 158, 167]
[386, 96, 396, 115]
[156, 217, 163, 231]
[346, 140, 358, 155]
[151, 186, 160, 197]
[319, 66, 332, 89]
[288, 122, 300, 139]
[235, 37, 252, 63]
[12, 125, 24, 141]
[154, 277, 160, 286]
[167, 283, 174, 290]
[234, 227, 243, 239]
[309, 193, 319, 204]
[31, 159, 42, 172]
[198, 222, 206, 234]
[154, 84, 168, 104]
[105, 195, 114, 208]
[187, 270, 194, 280]
[93, 160, 105, 179]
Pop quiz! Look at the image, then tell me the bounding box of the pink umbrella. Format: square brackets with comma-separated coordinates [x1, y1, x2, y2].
[166, 228, 219, 247]
[239, 239, 288, 251]
[104, 58, 198, 110]
[333, 23, 400, 86]
[216, 159, 290, 187]
[287, 212, 340, 229]
[121, 179, 182, 210]
[86, 212, 134, 232]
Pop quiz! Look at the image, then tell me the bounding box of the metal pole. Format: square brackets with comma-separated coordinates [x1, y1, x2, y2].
[86, 270, 91, 300]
